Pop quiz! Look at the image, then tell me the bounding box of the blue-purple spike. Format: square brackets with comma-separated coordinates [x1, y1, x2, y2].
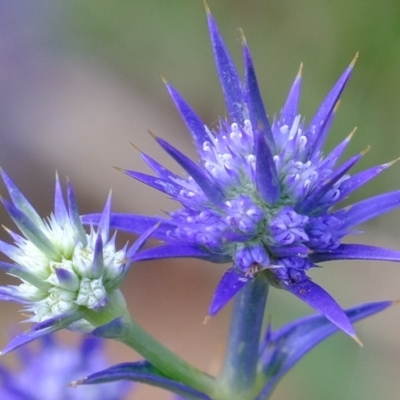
[124, 170, 182, 197]
[54, 173, 68, 227]
[0, 287, 30, 303]
[91, 234, 104, 279]
[0, 239, 21, 261]
[297, 149, 367, 214]
[83, 213, 174, 240]
[310, 243, 400, 263]
[280, 64, 302, 126]
[242, 35, 275, 152]
[254, 129, 280, 205]
[0, 312, 79, 355]
[126, 222, 161, 260]
[0, 261, 50, 289]
[1, 198, 60, 260]
[0, 168, 44, 229]
[206, 5, 245, 124]
[66, 179, 87, 246]
[77, 360, 211, 400]
[338, 189, 400, 230]
[306, 54, 358, 156]
[153, 134, 226, 205]
[132, 243, 228, 263]
[284, 279, 359, 341]
[135, 148, 182, 181]
[337, 158, 399, 202]
[208, 268, 251, 316]
[97, 191, 112, 244]
[164, 80, 210, 149]
[318, 128, 356, 170]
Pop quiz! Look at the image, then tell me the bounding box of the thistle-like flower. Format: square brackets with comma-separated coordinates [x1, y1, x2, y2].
[85, 8, 400, 338]
[0, 170, 152, 354]
[0, 334, 131, 400]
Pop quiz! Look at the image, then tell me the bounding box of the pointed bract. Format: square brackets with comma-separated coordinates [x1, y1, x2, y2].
[284, 279, 356, 339]
[243, 39, 275, 151]
[207, 10, 244, 124]
[306, 55, 357, 156]
[165, 82, 210, 149]
[257, 301, 392, 399]
[280, 64, 302, 126]
[208, 268, 251, 316]
[155, 135, 226, 205]
[76, 360, 211, 400]
[254, 129, 280, 205]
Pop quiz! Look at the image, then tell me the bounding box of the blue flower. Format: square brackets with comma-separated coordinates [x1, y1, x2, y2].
[0, 170, 154, 354]
[0, 334, 131, 400]
[84, 7, 400, 338]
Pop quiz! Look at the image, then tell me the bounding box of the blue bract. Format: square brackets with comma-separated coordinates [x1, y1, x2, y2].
[84, 8, 400, 339]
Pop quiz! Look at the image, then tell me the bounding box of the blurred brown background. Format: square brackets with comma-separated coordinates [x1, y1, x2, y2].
[1, 0, 400, 399]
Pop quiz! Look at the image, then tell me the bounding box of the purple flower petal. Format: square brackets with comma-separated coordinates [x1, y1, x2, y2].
[0, 168, 44, 228]
[124, 169, 182, 197]
[76, 360, 211, 400]
[306, 55, 357, 156]
[54, 173, 69, 227]
[208, 267, 251, 316]
[91, 234, 104, 279]
[82, 213, 173, 240]
[338, 189, 400, 230]
[138, 150, 183, 181]
[298, 150, 365, 214]
[283, 279, 357, 339]
[310, 243, 400, 263]
[207, 7, 244, 124]
[66, 178, 87, 246]
[336, 160, 396, 202]
[133, 243, 229, 263]
[1, 198, 59, 260]
[97, 191, 112, 244]
[254, 129, 280, 206]
[126, 222, 161, 260]
[280, 64, 302, 127]
[243, 38, 275, 151]
[1, 312, 79, 355]
[154, 135, 226, 205]
[164, 81, 210, 149]
[318, 129, 355, 170]
[0, 287, 30, 303]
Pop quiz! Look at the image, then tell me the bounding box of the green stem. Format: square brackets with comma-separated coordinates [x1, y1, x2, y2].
[217, 274, 269, 399]
[117, 315, 215, 396]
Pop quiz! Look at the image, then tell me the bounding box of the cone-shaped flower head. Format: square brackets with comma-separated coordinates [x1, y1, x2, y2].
[85, 8, 400, 338]
[0, 334, 131, 400]
[0, 170, 153, 354]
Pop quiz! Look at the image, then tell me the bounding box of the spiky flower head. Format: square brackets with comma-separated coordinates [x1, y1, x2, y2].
[85, 7, 400, 338]
[0, 334, 131, 400]
[0, 170, 152, 354]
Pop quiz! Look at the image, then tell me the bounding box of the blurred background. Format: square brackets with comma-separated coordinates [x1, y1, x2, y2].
[1, 0, 400, 398]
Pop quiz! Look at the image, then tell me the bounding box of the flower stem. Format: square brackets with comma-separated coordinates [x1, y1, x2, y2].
[117, 315, 215, 396]
[217, 274, 269, 399]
